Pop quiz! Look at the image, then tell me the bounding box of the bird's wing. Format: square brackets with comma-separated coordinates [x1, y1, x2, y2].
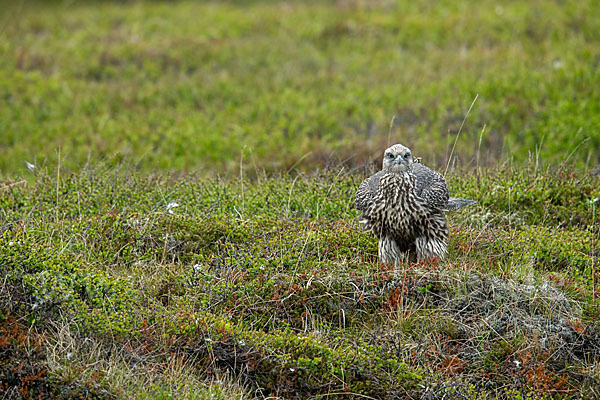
[412, 163, 450, 210]
[355, 171, 383, 211]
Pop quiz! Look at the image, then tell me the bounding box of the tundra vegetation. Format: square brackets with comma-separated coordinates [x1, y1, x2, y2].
[1, 0, 599, 399]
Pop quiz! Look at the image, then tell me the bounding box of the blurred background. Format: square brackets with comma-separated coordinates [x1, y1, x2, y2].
[1, 0, 599, 177]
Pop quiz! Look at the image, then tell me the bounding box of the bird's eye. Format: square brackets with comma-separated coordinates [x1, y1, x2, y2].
[404, 153, 411, 159]
[385, 153, 394, 158]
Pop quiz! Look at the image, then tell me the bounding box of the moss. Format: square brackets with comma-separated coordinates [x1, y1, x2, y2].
[167, 313, 422, 398]
[1, 233, 153, 337]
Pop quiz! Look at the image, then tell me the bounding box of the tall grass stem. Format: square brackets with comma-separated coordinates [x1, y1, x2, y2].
[445, 94, 479, 177]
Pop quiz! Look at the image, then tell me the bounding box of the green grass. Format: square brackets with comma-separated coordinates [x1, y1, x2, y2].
[1, 0, 600, 176]
[1, 165, 600, 398]
[1, 1, 600, 399]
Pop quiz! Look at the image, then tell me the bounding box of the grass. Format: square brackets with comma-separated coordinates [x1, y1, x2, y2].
[1, 0, 600, 398]
[1, 0, 600, 176]
[1, 164, 600, 398]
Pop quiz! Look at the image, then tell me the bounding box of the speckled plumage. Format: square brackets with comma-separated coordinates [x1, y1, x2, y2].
[356, 144, 475, 265]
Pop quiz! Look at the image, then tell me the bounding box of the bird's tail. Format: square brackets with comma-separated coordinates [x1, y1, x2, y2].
[444, 197, 477, 211]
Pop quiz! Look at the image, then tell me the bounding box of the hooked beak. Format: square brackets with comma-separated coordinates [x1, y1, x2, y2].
[394, 155, 407, 164]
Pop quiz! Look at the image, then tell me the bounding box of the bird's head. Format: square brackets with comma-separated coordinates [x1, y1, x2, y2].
[382, 144, 413, 174]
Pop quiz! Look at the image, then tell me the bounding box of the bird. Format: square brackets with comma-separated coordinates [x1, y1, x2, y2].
[355, 144, 476, 265]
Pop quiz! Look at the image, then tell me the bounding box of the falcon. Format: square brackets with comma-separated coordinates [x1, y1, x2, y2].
[355, 144, 476, 265]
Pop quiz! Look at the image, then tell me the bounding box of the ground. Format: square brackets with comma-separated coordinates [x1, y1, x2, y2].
[1, 166, 599, 399]
[1, 1, 600, 399]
